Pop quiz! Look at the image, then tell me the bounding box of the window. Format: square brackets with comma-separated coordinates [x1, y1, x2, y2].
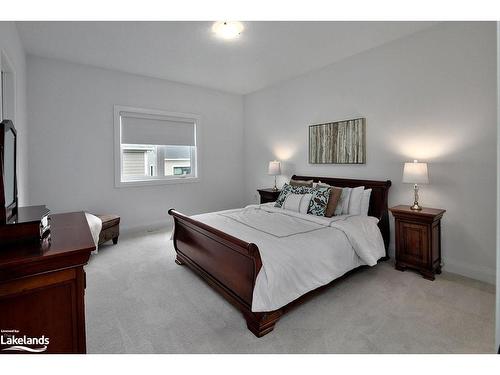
[114, 105, 199, 187]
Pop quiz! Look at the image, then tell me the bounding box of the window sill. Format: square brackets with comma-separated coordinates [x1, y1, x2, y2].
[115, 177, 200, 188]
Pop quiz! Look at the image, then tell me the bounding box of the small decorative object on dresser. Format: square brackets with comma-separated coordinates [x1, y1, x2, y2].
[267, 161, 281, 191]
[0, 205, 51, 246]
[389, 205, 445, 280]
[257, 188, 281, 204]
[402, 160, 429, 211]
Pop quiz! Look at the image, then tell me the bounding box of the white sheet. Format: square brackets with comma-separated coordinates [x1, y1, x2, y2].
[85, 213, 102, 253]
[191, 204, 385, 312]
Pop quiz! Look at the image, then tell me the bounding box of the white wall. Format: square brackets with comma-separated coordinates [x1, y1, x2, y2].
[244, 22, 497, 284]
[0, 22, 28, 205]
[27, 56, 244, 231]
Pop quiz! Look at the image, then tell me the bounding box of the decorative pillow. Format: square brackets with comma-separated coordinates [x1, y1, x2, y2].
[312, 181, 340, 217]
[360, 189, 372, 216]
[348, 186, 365, 215]
[307, 186, 331, 216]
[334, 187, 352, 216]
[324, 187, 342, 218]
[276, 183, 330, 216]
[282, 193, 313, 214]
[340, 187, 352, 214]
[274, 184, 291, 207]
[274, 184, 312, 208]
[290, 179, 314, 188]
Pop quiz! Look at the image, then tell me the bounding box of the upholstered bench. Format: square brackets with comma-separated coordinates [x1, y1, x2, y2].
[96, 214, 120, 245]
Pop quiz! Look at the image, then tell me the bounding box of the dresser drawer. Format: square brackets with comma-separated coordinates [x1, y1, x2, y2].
[396, 221, 429, 265]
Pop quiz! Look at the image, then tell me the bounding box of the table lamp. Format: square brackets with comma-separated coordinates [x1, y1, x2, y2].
[402, 160, 429, 211]
[268, 161, 281, 191]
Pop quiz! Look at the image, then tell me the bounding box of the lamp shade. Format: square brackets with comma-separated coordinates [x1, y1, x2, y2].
[403, 160, 429, 184]
[268, 161, 281, 176]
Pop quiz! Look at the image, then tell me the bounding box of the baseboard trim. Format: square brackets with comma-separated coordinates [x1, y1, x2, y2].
[120, 221, 173, 235]
[117, 228, 495, 284]
[387, 243, 496, 285]
[442, 258, 496, 285]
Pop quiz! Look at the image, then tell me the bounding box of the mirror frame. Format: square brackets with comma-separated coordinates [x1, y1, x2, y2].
[0, 119, 17, 223]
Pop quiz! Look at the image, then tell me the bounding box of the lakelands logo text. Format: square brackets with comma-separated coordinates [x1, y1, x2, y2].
[1, 330, 49, 353]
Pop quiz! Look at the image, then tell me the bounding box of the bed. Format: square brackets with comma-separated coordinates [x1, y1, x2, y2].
[169, 175, 391, 337]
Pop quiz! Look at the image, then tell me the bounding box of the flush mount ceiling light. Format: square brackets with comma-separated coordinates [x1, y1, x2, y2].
[212, 21, 244, 40]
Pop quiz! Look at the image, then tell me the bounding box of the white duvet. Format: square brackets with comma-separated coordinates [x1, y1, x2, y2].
[191, 203, 385, 312]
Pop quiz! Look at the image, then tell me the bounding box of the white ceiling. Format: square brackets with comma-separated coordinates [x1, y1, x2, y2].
[17, 21, 438, 94]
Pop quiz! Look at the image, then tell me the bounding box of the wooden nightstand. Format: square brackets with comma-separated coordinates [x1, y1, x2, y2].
[257, 188, 281, 204]
[389, 205, 446, 280]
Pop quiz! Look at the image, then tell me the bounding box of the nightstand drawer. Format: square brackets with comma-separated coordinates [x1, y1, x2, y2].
[397, 221, 429, 265]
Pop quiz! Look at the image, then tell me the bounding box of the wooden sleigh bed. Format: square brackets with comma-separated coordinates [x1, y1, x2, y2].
[169, 175, 391, 337]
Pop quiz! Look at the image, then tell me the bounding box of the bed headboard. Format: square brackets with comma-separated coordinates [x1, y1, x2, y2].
[292, 175, 392, 254]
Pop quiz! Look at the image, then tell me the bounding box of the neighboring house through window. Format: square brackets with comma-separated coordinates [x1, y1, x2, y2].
[114, 105, 199, 187]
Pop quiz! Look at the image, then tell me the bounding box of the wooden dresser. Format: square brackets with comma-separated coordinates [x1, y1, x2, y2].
[0, 212, 95, 354]
[389, 205, 446, 280]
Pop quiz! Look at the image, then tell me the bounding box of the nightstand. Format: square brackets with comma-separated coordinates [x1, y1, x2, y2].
[389, 205, 446, 280]
[257, 188, 281, 204]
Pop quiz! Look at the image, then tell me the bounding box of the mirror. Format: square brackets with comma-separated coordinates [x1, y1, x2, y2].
[4, 128, 15, 207]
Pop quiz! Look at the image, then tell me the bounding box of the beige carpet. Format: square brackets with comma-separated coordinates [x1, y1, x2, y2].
[85, 229, 495, 353]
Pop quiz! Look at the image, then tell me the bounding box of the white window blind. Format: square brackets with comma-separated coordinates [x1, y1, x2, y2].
[120, 112, 196, 146]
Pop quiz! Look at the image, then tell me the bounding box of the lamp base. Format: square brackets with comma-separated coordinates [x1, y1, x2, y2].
[272, 176, 278, 191]
[410, 203, 423, 211]
[410, 184, 422, 210]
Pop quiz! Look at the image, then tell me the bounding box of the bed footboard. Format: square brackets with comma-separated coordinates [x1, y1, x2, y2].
[168, 209, 280, 337]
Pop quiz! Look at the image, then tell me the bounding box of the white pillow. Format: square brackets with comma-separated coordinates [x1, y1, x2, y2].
[360, 189, 372, 216]
[348, 186, 365, 215]
[334, 187, 352, 216]
[282, 193, 312, 214]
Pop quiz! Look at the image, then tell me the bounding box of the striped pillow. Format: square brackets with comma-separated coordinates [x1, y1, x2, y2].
[275, 183, 331, 217]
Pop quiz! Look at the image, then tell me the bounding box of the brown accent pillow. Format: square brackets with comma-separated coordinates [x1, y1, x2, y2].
[290, 179, 313, 188]
[324, 187, 342, 217]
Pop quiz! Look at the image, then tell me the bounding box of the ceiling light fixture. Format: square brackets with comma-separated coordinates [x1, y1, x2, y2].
[212, 21, 244, 40]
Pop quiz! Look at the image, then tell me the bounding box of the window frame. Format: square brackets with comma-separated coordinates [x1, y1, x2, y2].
[114, 105, 200, 188]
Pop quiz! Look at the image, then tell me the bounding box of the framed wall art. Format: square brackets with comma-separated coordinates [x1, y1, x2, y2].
[309, 118, 366, 164]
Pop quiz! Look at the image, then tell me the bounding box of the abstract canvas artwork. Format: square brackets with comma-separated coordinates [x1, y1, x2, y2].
[309, 118, 366, 164]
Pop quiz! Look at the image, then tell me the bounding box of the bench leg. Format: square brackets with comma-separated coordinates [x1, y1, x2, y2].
[112, 236, 118, 245]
